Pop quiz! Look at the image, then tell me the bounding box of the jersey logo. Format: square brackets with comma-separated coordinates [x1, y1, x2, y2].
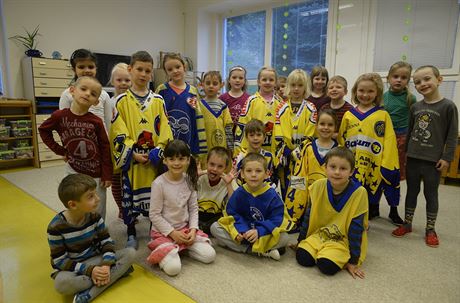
[374, 121, 385, 137]
[135, 131, 154, 151]
[250, 206, 264, 221]
[140, 118, 148, 124]
[154, 116, 161, 136]
[212, 129, 225, 146]
[319, 224, 344, 242]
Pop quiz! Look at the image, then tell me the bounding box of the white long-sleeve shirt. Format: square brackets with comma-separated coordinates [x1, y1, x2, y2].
[149, 173, 199, 236]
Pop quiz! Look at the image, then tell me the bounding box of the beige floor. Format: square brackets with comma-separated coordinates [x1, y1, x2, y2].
[2, 165, 460, 303]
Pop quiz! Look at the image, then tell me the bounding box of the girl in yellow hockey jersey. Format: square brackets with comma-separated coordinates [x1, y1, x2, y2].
[338, 73, 402, 223]
[274, 69, 317, 198]
[234, 67, 282, 156]
[199, 71, 234, 154]
[296, 147, 368, 278]
[285, 109, 338, 227]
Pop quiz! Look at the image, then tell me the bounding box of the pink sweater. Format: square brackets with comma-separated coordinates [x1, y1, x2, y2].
[149, 173, 199, 236]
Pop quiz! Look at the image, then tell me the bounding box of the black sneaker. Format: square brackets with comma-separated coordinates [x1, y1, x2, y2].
[389, 212, 404, 226]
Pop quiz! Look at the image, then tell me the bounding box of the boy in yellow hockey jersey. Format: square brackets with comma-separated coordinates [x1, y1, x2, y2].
[233, 119, 274, 186]
[110, 51, 173, 249]
[296, 147, 368, 279]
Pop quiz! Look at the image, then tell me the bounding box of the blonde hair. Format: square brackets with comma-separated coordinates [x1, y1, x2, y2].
[414, 65, 441, 77]
[351, 73, 384, 106]
[387, 61, 413, 107]
[284, 69, 311, 100]
[257, 66, 277, 91]
[109, 63, 129, 85]
[328, 75, 348, 89]
[310, 66, 329, 94]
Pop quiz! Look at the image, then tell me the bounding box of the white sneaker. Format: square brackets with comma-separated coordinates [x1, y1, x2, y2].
[261, 249, 280, 261]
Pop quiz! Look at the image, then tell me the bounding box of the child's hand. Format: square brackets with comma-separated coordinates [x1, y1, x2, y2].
[436, 159, 449, 171]
[221, 171, 235, 184]
[197, 161, 207, 176]
[101, 181, 112, 188]
[345, 263, 365, 279]
[133, 152, 149, 164]
[91, 265, 111, 286]
[184, 228, 197, 245]
[169, 230, 189, 244]
[243, 229, 258, 243]
[235, 234, 244, 242]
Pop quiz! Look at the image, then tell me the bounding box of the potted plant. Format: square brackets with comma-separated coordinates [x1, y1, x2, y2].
[9, 25, 42, 57]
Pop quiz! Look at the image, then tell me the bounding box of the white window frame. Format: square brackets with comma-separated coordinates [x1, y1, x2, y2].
[219, 0, 337, 88]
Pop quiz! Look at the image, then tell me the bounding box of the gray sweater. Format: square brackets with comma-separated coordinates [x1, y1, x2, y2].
[406, 98, 458, 163]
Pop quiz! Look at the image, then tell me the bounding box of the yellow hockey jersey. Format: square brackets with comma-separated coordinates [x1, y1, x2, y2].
[285, 139, 338, 223]
[298, 179, 368, 266]
[338, 107, 400, 203]
[110, 90, 173, 222]
[199, 99, 233, 150]
[274, 99, 317, 151]
[197, 174, 238, 214]
[234, 92, 282, 156]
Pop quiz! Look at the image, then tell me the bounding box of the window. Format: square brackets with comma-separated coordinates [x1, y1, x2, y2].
[272, 0, 328, 76]
[222, 0, 329, 81]
[223, 11, 266, 80]
[374, 0, 459, 72]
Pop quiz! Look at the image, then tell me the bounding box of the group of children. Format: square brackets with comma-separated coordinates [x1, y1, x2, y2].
[39, 48, 458, 302]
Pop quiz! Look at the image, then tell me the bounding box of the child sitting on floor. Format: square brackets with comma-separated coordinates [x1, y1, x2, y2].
[296, 147, 368, 279]
[211, 152, 292, 261]
[47, 174, 135, 303]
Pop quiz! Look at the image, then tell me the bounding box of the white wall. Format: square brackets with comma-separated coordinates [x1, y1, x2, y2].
[3, 0, 185, 98]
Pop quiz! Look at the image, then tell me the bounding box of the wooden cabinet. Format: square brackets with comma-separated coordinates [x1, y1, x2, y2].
[35, 114, 64, 167]
[0, 99, 39, 170]
[22, 57, 73, 114]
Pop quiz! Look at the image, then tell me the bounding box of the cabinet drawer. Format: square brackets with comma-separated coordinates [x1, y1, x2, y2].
[36, 132, 61, 144]
[34, 87, 65, 97]
[32, 58, 72, 69]
[39, 150, 64, 161]
[35, 114, 51, 124]
[34, 68, 74, 79]
[34, 77, 72, 88]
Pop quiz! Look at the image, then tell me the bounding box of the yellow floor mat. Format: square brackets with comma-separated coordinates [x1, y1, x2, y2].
[0, 176, 195, 303]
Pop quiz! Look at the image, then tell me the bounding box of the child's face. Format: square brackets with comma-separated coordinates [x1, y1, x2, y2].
[247, 131, 264, 151]
[70, 78, 101, 108]
[229, 70, 246, 91]
[258, 70, 276, 95]
[289, 81, 305, 101]
[325, 156, 353, 190]
[164, 59, 185, 83]
[163, 155, 190, 175]
[356, 80, 377, 107]
[74, 59, 97, 78]
[241, 160, 268, 190]
[112, 69, 131, 95]
[207, 153, 227, 182]
[277, 81, 286, 98]
[316, 113, 336, 140]
[203, 76, 223, 98]
[70, 188, 100, 213]
[388, 67, 410, 93]
[128, 61, 153, 88]
[327, 81, 347, 101]
[312, 75, 327, 92]
[413, 67, 442, 99]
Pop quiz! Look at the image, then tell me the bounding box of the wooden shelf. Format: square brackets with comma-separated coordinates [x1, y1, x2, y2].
[0, 136, 33, 141]
[0, 99, 39, 169]
[0, 114, 32, 118]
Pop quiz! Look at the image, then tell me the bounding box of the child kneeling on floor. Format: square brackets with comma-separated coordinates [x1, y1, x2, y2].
[296, 147, 368, 279]
[147, 140, 216, 276]
[211, 152, 291, 260]
[47, 174, 136, 303]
